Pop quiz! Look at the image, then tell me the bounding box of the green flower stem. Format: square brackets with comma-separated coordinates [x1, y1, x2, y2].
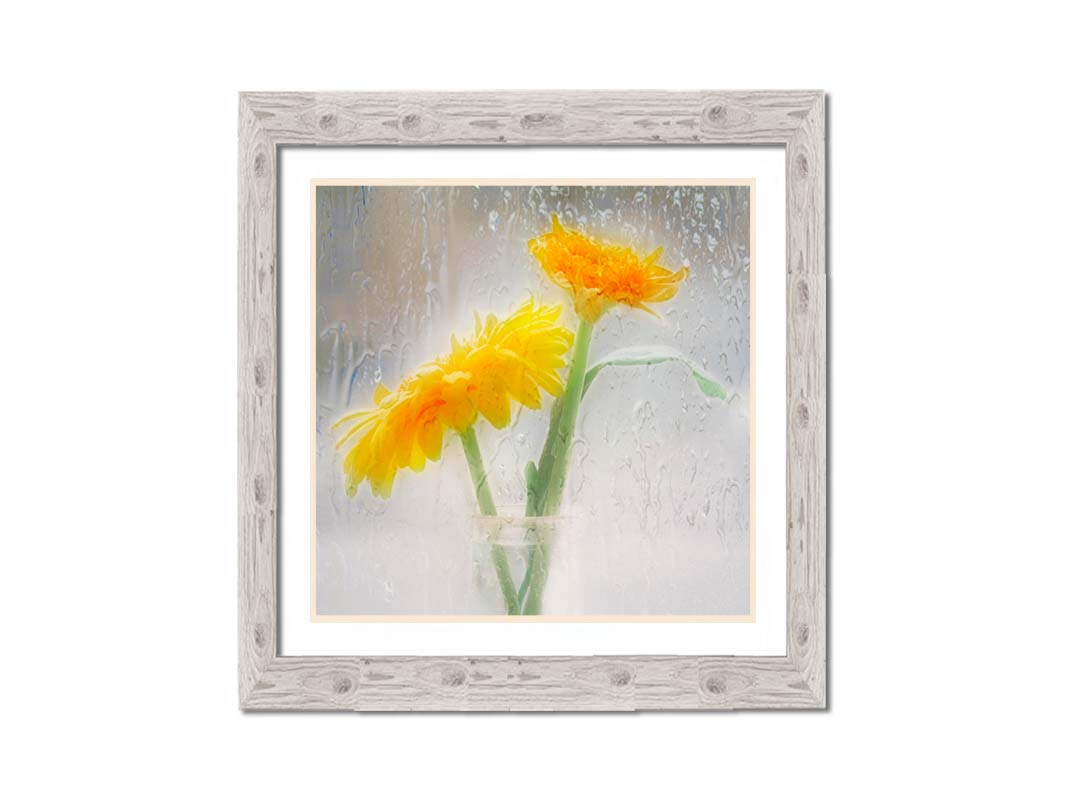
[517, 560, 534, 608]
[518, 532, 549, 617]
[521, 317, 595, 615]
[458, 426, 520, 615]
[535, 318, 594, 516]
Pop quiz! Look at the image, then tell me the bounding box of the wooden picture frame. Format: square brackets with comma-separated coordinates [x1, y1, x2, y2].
[238, 90, 826, 710]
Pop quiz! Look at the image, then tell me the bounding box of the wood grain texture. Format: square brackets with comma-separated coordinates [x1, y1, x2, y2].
[240, 90, 822, 146]
[238, 91, 826, 710]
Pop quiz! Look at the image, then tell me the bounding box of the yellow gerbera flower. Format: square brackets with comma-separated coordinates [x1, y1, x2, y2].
[528, 214, 688, 322]
[333, 299, 574, 498]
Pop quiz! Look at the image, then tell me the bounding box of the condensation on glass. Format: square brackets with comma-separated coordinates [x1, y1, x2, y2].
[315, 185, 751, 615]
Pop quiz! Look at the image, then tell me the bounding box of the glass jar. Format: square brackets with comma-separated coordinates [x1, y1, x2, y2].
[470, 506, 582, 616]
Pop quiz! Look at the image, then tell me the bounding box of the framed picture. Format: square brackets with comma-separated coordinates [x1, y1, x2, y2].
[239, 91, 826, 710]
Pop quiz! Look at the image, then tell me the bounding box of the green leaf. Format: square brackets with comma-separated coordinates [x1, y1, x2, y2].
[582, 345, 728, 401]
[524, 461, 538, 488]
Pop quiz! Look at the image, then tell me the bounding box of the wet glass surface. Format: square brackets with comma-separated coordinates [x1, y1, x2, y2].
[315, 184, 751, 615]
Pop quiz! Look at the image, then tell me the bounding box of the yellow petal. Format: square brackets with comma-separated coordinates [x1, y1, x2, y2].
[418, 421, 444, 462]
[510, 374, 543, 410]
[369, 467, 396, 499]
[334, 298, 575, 501]
[527, 217, 686, 320]
[476, 384, 511, 429]
[334, 412, 380, 451]
[331, 408, 373, 431]
[408, 443, 426, 473]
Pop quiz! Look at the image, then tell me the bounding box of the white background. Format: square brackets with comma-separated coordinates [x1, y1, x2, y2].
[1, 2, 1065, 798]
[282, 148, 785, 654]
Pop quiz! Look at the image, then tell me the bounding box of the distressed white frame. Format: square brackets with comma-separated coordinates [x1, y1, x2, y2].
[238, 91, 826, 710]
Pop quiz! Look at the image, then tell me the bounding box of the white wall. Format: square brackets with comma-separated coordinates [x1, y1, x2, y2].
[2, 2, 1064, 797]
